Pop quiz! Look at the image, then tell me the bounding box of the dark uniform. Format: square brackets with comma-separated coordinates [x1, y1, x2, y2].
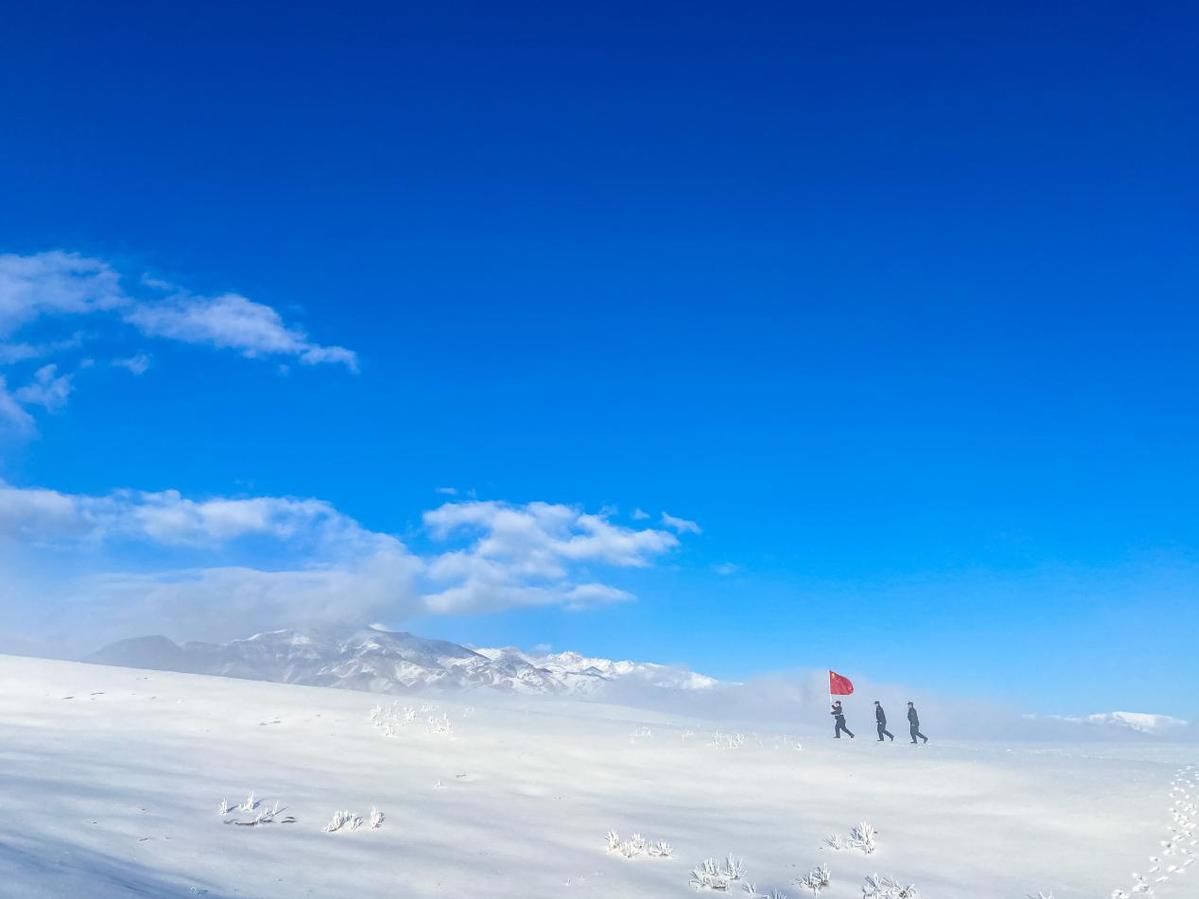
[907, 703, 928, 744]
[874, 702, 894, 741]
[831, 701, 855, 739]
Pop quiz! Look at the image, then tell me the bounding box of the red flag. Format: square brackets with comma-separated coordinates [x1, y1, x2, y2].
[829, 670, 854, 696]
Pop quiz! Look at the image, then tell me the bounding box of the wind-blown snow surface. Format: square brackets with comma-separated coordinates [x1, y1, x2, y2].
[0, 654, 1193, 898]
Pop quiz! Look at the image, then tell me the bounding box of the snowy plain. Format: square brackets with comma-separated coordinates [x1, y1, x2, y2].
[0, 654, 1193, 898]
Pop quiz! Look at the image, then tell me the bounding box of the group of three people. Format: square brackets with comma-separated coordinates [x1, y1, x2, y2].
[831, 700, 929, 744]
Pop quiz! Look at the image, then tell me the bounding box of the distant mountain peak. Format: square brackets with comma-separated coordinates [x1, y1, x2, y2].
[85, 629, 721, 699]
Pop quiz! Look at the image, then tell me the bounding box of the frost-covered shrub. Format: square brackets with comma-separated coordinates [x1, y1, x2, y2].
[605, 830, 672, 860]
[710, 731, 747, 750]
[827, 822, 878, 854]
[323, 810, 363, 833]
[218, 798, 231, 816]
[369, 807, 384, 829]
[850, 822, 878, 854]
[794, 864, 831, 896]
[743, 885, 789, 899]
[861, 874, 918, 898]
[251, 801, 283, 825]
[690, 854, 746, 891]
[370, 701, 424, 737]
[222, 797, 292, 827]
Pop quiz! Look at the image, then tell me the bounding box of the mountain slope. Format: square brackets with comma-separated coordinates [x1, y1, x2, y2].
[84, 628, 720, 698]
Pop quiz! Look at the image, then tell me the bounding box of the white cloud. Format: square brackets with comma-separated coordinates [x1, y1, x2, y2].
[0, 333, 86, 365]
[113, 353, 151, 376]
[0, 486, 691, 644]
[421, 500, 678, 614]
[712, 562, 740, 576]
[435, 486, 459, 496]
[631, 508, 650, 520]
[13, 364, 73, 411]
[0, 251, 125, 336]
[0, 250, 357, 430]
[0, 377, 35, 434]
[662, 512, 702, 535]
[125, 292, 357, 371]
[0, 483, 361, 549]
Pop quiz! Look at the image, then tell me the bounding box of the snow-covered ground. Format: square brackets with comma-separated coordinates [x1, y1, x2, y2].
[0, 654, 1193, 898]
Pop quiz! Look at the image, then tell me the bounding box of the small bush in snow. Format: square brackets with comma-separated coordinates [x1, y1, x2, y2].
[690, 854, 746, 891]
[218, 798, 231, 816]
[370, 701, 426, 737]
[222, 797, 293, 827]
[795, 864, 831, 896]
[605, 830, 672, 860]
[710, 731, 747, 750]
[369, 807, 384, 830]
[827, 822, 878, 855]
[744, 885, 789, 899]
[850, 822, 878, 854]
[861, 874, 918, 898]
[323, 810, 363, 833]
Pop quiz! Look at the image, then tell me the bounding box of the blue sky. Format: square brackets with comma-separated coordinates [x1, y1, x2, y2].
[0, 2, 1196, 716]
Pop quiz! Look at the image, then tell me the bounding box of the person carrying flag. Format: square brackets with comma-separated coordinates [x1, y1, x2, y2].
[828, 670, 855, 740]
[831, 700, 855, 739]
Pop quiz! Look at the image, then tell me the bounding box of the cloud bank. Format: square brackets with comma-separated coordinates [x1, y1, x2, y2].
[0, 484, 686, 653]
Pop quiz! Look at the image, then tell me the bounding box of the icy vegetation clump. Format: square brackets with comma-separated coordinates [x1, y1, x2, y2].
[220, 796, 292, 827]
[861, 874, 918, 898]
[369, 806, 385, 830]
[606, 830, 672, 859]
[710, 731, 747, 750]
[743, 885, 789, 899]
[794, 863, 831, 896]
[827, 821, 878, 854]
[690, 854, 746, 891]
[323, 810, 363, 833]
[370, 701, 454, 737]
[629, 726, 653, 743]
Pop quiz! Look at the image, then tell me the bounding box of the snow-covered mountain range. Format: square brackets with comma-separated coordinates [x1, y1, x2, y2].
[85, 628, 721, 698]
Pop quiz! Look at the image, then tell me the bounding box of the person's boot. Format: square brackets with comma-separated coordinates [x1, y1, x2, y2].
[888, 734, 894, 742]
[922, 735, 929, 744]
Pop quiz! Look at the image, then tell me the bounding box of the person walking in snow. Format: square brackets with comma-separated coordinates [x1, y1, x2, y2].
[831, 700, 854, 739]
[874, 700, 894, 742]
[907, 701, 929, 744]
